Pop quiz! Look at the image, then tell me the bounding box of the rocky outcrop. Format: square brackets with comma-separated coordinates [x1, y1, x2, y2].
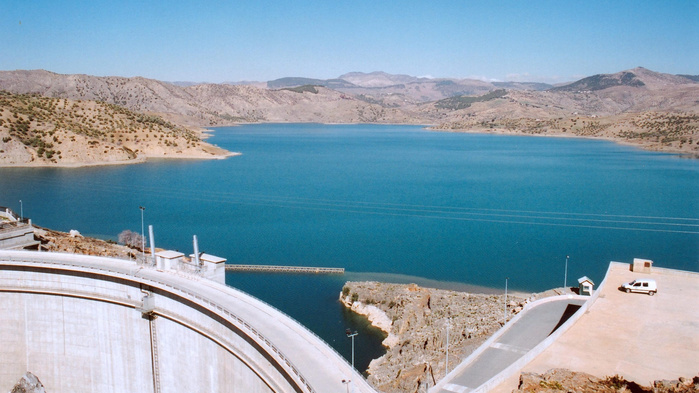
[10, 372, 46, 393]
[515, 368, 699, 393]
[34, 227, 139, 259]
[340, 281, 536, 393]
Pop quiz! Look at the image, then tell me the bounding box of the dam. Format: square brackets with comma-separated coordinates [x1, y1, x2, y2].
[0, 250, 377, 393]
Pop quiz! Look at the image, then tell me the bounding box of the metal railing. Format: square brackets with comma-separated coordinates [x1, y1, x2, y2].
[225, 264, 345, 274]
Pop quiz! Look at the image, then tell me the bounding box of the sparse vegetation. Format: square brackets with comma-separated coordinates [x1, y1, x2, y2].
[117, 229, 145, 249]
[435, 89, 507, 110]
[618, 112, 698, 146]
[0, 90, 207, 165]
[436, 111, 698, 154]
[281, 85, 319, 94]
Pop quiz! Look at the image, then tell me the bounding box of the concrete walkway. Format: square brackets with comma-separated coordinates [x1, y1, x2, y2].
[431, 295, 588, 393]
[490, 262, 699, 392]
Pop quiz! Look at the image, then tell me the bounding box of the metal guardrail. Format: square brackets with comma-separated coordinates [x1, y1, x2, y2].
[225, 264, 345, 274]
[0, 253, 320, 393]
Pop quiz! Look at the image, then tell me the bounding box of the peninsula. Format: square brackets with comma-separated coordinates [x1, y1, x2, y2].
[0, 91, 235, 167]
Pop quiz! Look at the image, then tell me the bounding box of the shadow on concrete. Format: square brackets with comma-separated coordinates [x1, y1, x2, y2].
[548, 304, 582, 336]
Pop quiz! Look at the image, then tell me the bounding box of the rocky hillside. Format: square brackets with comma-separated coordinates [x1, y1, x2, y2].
[1, 67, 697, 155]
[434, 111, 699, 154]
[428, 68, 699, 154]
[339, 281, 552, 393]
[0, 70, 431, 126]
[32, 226, 139, 260]
[0, 91, 232, 166]
[515, 369, 698, 393]
[340, 281, 698, 393]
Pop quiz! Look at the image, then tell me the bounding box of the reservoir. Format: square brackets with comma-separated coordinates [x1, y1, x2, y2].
[1, 123, 697, 371]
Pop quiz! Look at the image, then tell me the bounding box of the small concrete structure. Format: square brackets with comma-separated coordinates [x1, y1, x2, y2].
[155, 250, 184, 270]
[0, 223, 39, 250]
[0, 207, 39, 250]
[577, 276, 594, 296]
[0, 207, 18, 222]
[632, 258, 653, 273]
[189, 253, 226, 284]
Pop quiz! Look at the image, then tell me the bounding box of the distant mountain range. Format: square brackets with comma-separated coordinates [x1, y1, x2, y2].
[0, 67, 696, 125]
[264, 71, 552, 105]
[0, 67, 697, 155]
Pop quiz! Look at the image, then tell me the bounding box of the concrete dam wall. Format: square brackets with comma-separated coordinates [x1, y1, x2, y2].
[0, 250, 376, 393]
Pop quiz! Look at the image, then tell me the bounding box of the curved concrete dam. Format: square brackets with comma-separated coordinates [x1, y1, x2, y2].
[0, 250, 376, 393]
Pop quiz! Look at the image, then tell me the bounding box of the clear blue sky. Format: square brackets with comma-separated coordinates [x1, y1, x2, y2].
[2, 1, 697, 83]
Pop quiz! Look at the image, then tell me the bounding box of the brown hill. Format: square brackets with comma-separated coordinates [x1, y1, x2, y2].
[427, 68, 699, 154]
[0, 91, 232, 167]
[0, 70, 431, 126]
[1, 67, 697, 155]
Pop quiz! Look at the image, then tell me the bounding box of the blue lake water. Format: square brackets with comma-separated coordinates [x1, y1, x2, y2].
[1, 123, 698, 371]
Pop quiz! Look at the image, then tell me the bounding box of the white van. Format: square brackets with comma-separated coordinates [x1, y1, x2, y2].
[622, 279, 657, 296]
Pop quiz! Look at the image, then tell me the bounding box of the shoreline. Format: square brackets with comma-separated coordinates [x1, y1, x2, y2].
[344, 271, 531, 297]
[208, 120, 697, 157]
[4, 121, 695, 168]
[430, 126, 699, 158]
[0, 150, 241, 168]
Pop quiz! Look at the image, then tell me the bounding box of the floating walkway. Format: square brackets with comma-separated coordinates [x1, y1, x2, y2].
[225, 264, 344, 275]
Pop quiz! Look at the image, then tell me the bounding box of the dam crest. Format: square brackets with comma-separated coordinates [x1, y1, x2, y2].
[0, 250, 376, 393]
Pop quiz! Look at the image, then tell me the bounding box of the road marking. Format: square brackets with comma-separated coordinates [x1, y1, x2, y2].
[443, 383, 471, 393]
[491, 342, 530, 354]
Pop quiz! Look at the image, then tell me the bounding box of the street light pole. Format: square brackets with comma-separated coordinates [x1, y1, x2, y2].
[345, 329, 358, 393]
[19, 200, 23, 221]
[346, 329, 358, 369]
[504, 277, 509, 324]
[564, 255, 569, 289]
[139, 206, 145, 263]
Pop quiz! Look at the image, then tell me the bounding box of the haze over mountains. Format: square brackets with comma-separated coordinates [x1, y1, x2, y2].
[1, 67, 697, 157]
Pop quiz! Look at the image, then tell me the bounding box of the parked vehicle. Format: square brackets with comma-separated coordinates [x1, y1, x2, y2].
[622, 279, 657, 296]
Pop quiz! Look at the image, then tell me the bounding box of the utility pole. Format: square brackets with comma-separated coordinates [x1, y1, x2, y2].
[564, 255, 569, 289]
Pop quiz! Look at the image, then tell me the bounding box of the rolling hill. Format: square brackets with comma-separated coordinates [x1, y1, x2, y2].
[0, 67, 697, 158]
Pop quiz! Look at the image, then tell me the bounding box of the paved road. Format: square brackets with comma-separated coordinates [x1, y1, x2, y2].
[433, 297, 587, 393]
[490, 263, 699, 392]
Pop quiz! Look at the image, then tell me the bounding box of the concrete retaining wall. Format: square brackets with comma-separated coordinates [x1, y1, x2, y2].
[0, 265, 278, 393]
[0, 222, 38, 249]
[0, 250, 377, 393]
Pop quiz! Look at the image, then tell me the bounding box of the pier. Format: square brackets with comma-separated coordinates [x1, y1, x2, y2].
[225, 264, 345, 274]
